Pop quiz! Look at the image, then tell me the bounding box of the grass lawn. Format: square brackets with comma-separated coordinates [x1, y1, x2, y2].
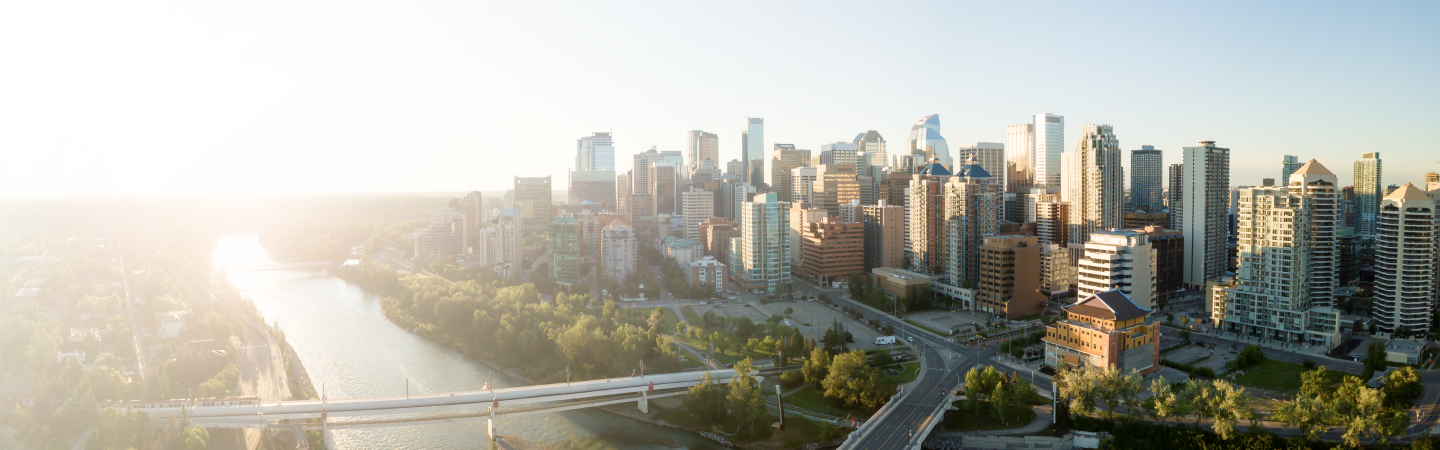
[618, 306, 680, 330]
[774, 416, 850, 446]
[941, 400, 1036, 432]
[884, 361, 923, 384]
[783, 385, 859, 418]
[675, 327, 773, 365]
[1232, 359, 1344, 392]
[903, 318, 946, 337]
[679, 305, 702, 325]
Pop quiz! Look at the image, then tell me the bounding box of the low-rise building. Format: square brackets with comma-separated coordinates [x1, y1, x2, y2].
[1123, 212, 1170, 229]
[870, 267, 937, 299]
[686, 256, 726, 294]
[1043, 290, 1159, 375]
[664, 237, 703, 265]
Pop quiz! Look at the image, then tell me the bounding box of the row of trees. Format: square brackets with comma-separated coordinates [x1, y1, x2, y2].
[1061, 364, 1257, 440]
[800, 347, 897, 412]
[963, 366, 1040, 424]
[1273, 366, 1418, 446]
[684, 358, 770, 440]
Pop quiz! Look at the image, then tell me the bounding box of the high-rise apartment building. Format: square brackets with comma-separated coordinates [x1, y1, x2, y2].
[1168, 164, 1184, 224]
[687, 130, 720, 178]
[601, 219, 637, 282]
[548, 217, 581, 286]
[1427, 172, 1440, 192]
[1066, 124, 1124, 246]
[576, 132, 615, 172]
[514, 176, 553, 233]
[1211, 161, 1343, 347]
[854, 130, 887, 178]
[717, 180, 755, 222]
[413, 208, 468, 262]
[861, 201, 905, 272]
[1130, 146, 1164, 213]
[498, 211, 523, 268]
[1035, 113, 1064, 187]
[726, 160, 743, 179]
[1006, 123, 1036, 191]
[1354, 152, 1383, 236]
[812, 164, 861, 217]
[1281, 155, 1304, 183]
[790, 166, 818, 205]
[568, 170, 617, 207]
[457, 191, 488, 233]
[955, 142, 1006, 190]
[681, 188, 714, 240]
[1371, 184, 1436, 335]
[942, 160, 1001, 288]
[616, 173, 630, 215]
[731, 193, 790, 295]
[976, 234, 1046, 319]
[908, 114, 952, 168]
[743, 118, 765, 187]
[1179, 142, 1229, 286]
[770, 144, 812, 202]
[798, 217, 864, 285]
[877, 172, 910, 208]
[908, 161, 954, 272]
[1076, 230, 1156, 309]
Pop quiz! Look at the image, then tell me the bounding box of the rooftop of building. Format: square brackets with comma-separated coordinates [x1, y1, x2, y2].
[1292, 159, 1334, 177]
[1385, 182, 1431, 201]
[1065, 290, 1149, 322]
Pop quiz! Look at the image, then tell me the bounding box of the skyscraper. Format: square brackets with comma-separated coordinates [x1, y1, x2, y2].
[576, 132, 615, 172]
[955, 143, 1006, 190]
[650, 162, 678, 215]
[861, 201, 905, 272]
[1130, 145, 1164, 213]
[513, 176, 553, 233]
[568, 170, 617, 207]
[1281, 155, 1304, 183]
[1035, 113, 1064, 187]
[854, 130, 887, 178]
[1179, 141, 1230, 287]
[812, 164, 860, 217]
[1006, 123, 1036, 191]
[1066, 124, 1124, 246]
[743, 118, 765, 187]
[1168, 164, 1183, 224]
[942, 159, 1001, 288]
[908, 160, 953, 272]
[819, 141, 859, 167]
[790, 166, 818, 205]
[687, 130, 720, 178]
[1427, 172, 1440, 192]
[726, 160, 743, 179]
[976, 234, 1046, 319]
[1211, 160, 1343, 347]
[681, 188, 715, 240]
[1372, 183, 1436, 335]
[732, 193, 790, 295]
[908, 114, 952, 168]
[770, 144, 812, 202]
[1354, 152, 1383, 236]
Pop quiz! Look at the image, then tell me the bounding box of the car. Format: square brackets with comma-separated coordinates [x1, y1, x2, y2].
[700, 301, 708, 305]
[907, 336, 916, 343]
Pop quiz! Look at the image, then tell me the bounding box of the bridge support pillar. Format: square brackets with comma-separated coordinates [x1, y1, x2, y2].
[637, 390, 649, 414]
[487, 407, 497, 442]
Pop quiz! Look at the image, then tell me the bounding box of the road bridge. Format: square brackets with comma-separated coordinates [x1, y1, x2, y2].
[138, 370, 750, 443]
[243, 262, 337, 272]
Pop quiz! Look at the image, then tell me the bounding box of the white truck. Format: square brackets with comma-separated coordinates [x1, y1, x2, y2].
[874, 336, 898, 345]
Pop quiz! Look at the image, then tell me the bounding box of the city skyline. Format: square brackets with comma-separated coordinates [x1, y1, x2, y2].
[0, 2, 1436, 198]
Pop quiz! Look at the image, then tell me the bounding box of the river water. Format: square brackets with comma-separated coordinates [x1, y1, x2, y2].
[212, 233, 722, 450]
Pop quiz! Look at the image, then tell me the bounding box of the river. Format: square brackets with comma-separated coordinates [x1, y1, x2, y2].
[212, 233, 723, 450]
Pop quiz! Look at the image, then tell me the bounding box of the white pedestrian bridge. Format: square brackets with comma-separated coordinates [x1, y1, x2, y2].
[129, 370, 749, 442]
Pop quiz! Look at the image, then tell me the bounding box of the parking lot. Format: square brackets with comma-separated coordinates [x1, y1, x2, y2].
[769, 299, 891, 351]
[906, 310, 987, 335]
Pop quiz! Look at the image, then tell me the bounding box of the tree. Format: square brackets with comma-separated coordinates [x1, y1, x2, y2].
[1057, 365, 1099, 418]
[1116, 369, 1145, 421]
[1300, 366, 1335, 402]
[1184, 380, 1218, 429]
[965, 366, 1003, 415]
[802, 347, 830, 385]
[1095, 366, 1125, 420]
[1208, 380, 1253, 440]
[727, 358, 767, 438]
[1147, 378, 1178, 425]
[871, 349, 894, 367]
[1342, 386, 1388, 447]
[823, 350, 869, 406]
[646, 308, 664, 340]
[1384, 366, 1423, 406]
[181, 425, 210, 450]
[684, 371, 726, 424]
[1275, 393, 1334, 441]
[1364, 341, 1388, 374]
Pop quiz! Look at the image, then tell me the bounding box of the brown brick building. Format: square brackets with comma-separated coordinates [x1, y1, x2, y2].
[799, 217, 864, 285]
[1043, 290, 1159, 375]
[976, 234, 1047, 319]
[1140, 226, 1185, 300]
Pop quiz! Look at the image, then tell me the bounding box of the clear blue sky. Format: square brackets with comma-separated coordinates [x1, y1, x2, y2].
[1, 1, 1436, 197]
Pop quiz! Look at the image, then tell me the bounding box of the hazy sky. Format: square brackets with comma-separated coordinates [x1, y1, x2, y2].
[2, 1, 1437, 198]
